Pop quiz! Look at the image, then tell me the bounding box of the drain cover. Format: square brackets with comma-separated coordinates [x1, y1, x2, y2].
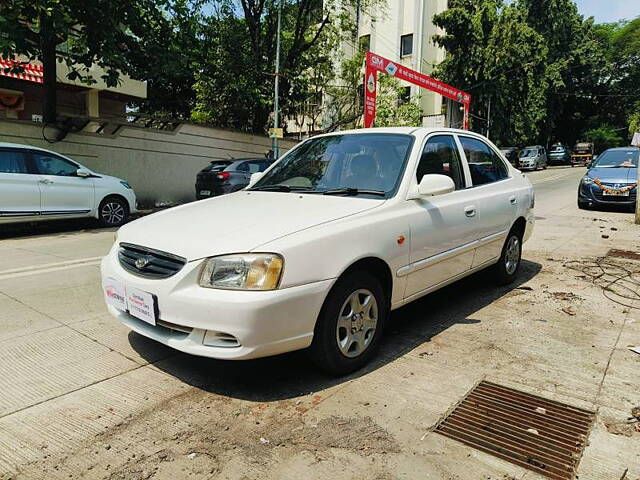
[435, 381, 595, 480]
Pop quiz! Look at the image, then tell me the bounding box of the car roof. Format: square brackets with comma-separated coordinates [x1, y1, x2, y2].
[0, 142, 59, 154]
[312, 127, 479, 138]
[604, 147, 639, 152]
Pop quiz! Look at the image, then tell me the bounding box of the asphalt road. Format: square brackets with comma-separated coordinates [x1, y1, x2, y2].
[1, 166, 638, 480]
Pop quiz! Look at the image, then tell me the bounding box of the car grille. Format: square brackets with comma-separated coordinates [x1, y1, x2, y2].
[118, 243, 186, 279]
[592, 183, 637, 203]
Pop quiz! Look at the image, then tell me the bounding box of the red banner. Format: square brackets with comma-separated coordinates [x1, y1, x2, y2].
[364, 51, 471, 129]
[363, 62, 377, 128]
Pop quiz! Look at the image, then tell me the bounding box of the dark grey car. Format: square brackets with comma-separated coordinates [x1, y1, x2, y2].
[578, 147, 638, 210]
[195, 158, 272, 200]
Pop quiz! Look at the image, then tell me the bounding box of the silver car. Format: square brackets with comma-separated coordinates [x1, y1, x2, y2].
[519, 146, 548, 171]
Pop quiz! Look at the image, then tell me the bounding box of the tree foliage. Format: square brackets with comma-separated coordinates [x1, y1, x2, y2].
[433, 0, 640, 147]
[0, 0, 171, 120]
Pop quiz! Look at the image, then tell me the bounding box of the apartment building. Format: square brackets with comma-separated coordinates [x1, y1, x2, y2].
[286, 0, 448, 137]
[356, 0, 448, 122]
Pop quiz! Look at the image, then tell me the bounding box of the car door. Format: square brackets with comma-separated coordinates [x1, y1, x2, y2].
[458, 135, 515, 268]
[31, 151, 94, 216]
[403, 134, 479, 299]
[0, 148, 41, 219]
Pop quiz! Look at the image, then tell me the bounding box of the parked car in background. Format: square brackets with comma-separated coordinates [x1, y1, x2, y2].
[499, 147, 520, 168]
[548, 144, 572, 166]
[0, 143, 136, 227]
[519, 146, 548, 170]
[102, 127, 535, 375]
[195, 158, 272, 199]
[572, 142, 594, 166]
[578, 147, 638, 211]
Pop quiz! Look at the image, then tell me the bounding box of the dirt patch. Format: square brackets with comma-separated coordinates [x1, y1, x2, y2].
[287, 416, 400, 455]
[607, 249, 640, 261]
[605, 422, 640, 437]
[547, 291, 584, 302]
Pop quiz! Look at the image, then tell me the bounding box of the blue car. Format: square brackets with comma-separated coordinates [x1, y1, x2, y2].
[578, 147, 638, 210]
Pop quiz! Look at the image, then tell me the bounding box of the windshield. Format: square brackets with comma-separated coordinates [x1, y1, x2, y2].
[251, 133, 414, 197]
[593, 150, 638, 168]
[520, 148, 538, 157]
[550, 146, 565, 153]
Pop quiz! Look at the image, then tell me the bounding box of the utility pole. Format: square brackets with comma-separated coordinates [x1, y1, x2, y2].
[486, 96, 491, 140]
[272, 0, 283, 159]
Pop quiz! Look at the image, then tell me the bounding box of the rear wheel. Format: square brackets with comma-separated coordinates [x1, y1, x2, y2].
[493, 230, 522, 285]
[308, 271, 387, 375]
[98, 196, 129, 227]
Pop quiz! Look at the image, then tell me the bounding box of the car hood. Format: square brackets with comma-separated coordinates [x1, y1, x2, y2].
[117, 191, 384, 261]
[587, 167, 638, 183]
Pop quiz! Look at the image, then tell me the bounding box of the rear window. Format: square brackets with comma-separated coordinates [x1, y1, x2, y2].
[203, 161, 233, 172]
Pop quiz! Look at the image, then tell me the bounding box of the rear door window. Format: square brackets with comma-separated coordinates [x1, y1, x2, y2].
[0, 150, 28, 174]
[459, 136, 509, 187]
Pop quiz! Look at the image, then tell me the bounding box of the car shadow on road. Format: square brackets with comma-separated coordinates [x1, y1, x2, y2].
[131, 259, 542, 402]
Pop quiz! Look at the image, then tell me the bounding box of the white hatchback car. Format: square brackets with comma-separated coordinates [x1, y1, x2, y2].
[101, 128, 534, 374]
[0, 143, 137, 227]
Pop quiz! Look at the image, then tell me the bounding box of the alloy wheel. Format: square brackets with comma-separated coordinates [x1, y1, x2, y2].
[336, 289, 378, 358]
[101, 202, 125, 225]
[504, 235, 520, 275]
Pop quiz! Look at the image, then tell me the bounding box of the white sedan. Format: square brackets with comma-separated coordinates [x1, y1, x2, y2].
[0, 142, 137, 227]
[101, 127, 534, 374]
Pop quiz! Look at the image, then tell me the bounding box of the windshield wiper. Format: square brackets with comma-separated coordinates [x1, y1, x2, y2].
[251, 185, 312, 192]
[320, 188, 386, 197]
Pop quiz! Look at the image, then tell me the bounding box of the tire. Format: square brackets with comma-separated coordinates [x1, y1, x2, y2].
[98, 196, 129, 227]
[493, 230, 522, 286]
[577, 200, 589, 210]
[308, 271, 388, 375]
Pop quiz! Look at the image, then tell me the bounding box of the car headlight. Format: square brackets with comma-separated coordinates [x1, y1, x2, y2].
[199, 254, 284, 290]
[120, 181, 132, 189]
[581, 176, 594, 185]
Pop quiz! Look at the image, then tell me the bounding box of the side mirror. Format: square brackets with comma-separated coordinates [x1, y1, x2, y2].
[249, 172, 264, 187]
[408, 174, 456, 200]
[76, 168, 91, 178]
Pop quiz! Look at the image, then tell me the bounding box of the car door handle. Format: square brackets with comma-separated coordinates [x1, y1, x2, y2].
[509, 195, 517, 205]
[464, 206, 476, 217]
[38, 179, 54, 185]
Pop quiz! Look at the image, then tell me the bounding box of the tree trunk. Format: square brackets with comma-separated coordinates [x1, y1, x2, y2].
[40, 13, 57, 124]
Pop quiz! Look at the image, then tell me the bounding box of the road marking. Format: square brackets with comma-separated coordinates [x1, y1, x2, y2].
[0, 257, 103, 280]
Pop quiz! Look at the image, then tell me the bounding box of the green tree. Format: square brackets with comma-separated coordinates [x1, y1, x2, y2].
[584, 126, 624, 154]
[0, 0, 170, 122]
[432, 0, 548, 146]
[375, 76, 423, 128]
[191, 0, 385, 133]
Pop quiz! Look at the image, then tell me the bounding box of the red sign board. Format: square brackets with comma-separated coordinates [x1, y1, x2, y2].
[364, 51, 471, 129]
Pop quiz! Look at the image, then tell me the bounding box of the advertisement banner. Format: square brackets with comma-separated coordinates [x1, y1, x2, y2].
[364, 62, 377, 128]
[364, 51, 471, 130]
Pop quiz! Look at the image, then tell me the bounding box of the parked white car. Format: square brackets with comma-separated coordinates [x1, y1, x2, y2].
[101, 128, 534, 374]
[0, 143, 136, 227]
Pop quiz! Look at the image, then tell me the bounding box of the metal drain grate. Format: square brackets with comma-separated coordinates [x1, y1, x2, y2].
[435, 381, 595, 480]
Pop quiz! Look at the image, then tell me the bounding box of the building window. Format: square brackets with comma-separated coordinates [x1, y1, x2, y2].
[359, 34, 371, 52]
[400, 34, 413, 57]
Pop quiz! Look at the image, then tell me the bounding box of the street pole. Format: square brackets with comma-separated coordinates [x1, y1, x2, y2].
[486, 96, 491, 140]
[636, 160, 640, 224]
[272, 0, 283, 159]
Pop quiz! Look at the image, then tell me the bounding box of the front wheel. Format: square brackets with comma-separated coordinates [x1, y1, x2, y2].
[308, 271, 387, 375]
[493, 231, 522, 285]
[98, 196, 129, 227]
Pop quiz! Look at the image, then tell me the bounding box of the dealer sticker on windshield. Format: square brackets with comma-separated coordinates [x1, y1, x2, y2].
[103, 278, 157, 326]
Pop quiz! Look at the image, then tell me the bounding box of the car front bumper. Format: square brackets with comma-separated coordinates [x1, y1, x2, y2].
[100, 249, 333, 360]
[578, 183, 637, 207]
[519, 159, 537, 170]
